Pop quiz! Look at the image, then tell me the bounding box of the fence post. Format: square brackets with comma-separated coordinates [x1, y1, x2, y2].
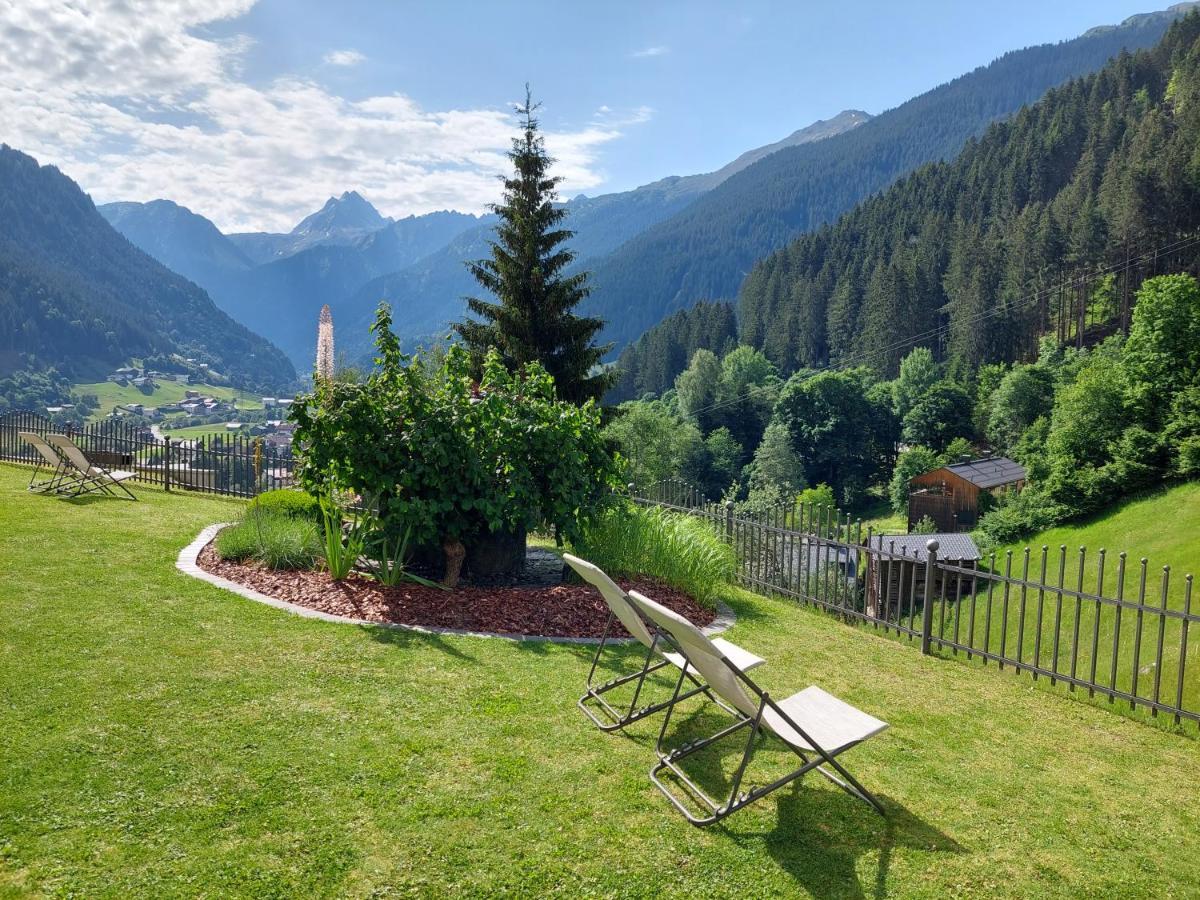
[164, 437, 172, 492]
[725, 499, 734, 542]
[921, 539, 940, 655]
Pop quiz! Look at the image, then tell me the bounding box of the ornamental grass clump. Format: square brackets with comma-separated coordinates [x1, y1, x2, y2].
[215, 509, 322, 571]
[572, 502, 735, 608]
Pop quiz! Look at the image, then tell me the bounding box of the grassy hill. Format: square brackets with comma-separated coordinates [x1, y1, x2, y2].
[991, 481, 1200, 595]
[75, 381, 263, 419]
[945, 481, 1200, 718]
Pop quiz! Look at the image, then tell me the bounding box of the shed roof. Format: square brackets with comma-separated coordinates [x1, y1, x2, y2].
[938, 456, 1026, 489]
[869, 532, 981, 562]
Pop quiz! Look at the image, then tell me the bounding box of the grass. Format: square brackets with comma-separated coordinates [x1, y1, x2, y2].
[2, 461, 1200, 897]
[216, 510, 322, 570]
[572, 503, 735, 606]
[74, 381, 263, 420]
[925, 481, 1200, 717]
[160, 423, 249, 441]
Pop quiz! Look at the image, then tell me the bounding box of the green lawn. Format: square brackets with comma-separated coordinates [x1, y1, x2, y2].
[919, 482, 1200, 718]
[160, 423, 249, 441]
[2, 463, 1199, 897]
[74, 381, 263, 419]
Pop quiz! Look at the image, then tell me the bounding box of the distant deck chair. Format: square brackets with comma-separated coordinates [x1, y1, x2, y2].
[627, 588, 889, 826]
[46, 433, 137, 500]
[18, 431, 76, 493]
[563, 553, 763, 731]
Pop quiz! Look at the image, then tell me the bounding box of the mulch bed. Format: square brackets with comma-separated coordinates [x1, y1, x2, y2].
[196, 540, 715, 639]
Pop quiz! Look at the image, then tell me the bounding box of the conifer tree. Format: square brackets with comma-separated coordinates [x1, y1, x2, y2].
[454, 86, 611, 404]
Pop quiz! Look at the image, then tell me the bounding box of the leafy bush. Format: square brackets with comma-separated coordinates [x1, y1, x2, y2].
[796, 483, 835, 510]
[215, 510, 322, 570]
[292, 305, 620, 564]
[247, 489, 321, 525]
[571, 502, 735, 607]
[972, 488, 1067, 549]
[889, 446, 942, 514]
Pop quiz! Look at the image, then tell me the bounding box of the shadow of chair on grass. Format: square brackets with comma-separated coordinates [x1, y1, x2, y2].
[619, 702, 964, 899]
[358, 622, 478, 662]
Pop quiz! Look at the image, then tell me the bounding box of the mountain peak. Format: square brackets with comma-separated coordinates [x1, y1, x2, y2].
[292, 190, 387, 237]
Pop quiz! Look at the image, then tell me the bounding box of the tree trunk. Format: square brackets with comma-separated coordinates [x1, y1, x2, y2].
[442, 537, 465, 588]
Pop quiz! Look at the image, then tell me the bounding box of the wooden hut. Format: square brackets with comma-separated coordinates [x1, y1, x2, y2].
[908, 456, 1026, 532]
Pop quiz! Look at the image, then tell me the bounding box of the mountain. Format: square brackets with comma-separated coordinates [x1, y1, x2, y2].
[292, 189, 388, 240]
[228, 190, 391, 263]
[103, 199, 483, 366]
[0, 146, 296, 389]
[580, 4, 1195, 353]
[635, 109, 872, 201]
[98, 199, 254, 304]
[339, 111, 872, 361]
[737, 12, 1200, 377]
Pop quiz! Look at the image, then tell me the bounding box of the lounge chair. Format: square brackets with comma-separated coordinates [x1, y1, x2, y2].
[46, 433, 137, 500]
[626, 588, 889, 826]
[563, 553, 763, 731]
[18, 431, 76, 493]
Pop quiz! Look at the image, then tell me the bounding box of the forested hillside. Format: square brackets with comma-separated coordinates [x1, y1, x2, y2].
[739, 12, 1200, 377]
[586, 7, 1189, 354]
[608, 302, 738, 401]
[0, 146, 296, 390]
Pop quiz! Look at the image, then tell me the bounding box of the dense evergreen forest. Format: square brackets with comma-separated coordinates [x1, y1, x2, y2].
[739, 14, 1200, 378]
[583, 9, 1185, 352]
[603, 17, 1200, 544]
[608, 302, 738, 401]
[0, 147, 296, 392]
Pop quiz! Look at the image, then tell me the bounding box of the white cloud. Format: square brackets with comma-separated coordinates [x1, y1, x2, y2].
[631, 45, 669, 58]
[0, 1, 650, 232]
[323, 49, 365, 67]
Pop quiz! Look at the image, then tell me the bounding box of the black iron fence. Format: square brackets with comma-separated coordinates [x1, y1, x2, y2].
[633, 478, 1199, 728]
[0, 410, 295, 498]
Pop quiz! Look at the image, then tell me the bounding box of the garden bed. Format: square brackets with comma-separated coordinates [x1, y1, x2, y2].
[196, 538, 715, 638]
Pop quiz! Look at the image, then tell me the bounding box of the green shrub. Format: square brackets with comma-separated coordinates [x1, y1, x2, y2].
[215, 510, 321, 570]
[247, 489, 321, 525]
[571, 502, 735, 607]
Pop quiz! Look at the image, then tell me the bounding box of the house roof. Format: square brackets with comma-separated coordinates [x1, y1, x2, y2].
[939, 456, 1026, 489]
[869, 532, 982, 562]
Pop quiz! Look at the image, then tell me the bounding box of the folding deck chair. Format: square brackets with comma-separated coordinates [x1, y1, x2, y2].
[626, 588, 889, 826]
[563, 553, 764, 732]
[46, 433, 137, 500]
[18, 431, 76, 493]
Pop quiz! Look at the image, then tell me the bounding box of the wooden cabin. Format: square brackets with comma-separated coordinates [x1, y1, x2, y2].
[865, 533, 981, 620]
[907, 456, 1026, 532]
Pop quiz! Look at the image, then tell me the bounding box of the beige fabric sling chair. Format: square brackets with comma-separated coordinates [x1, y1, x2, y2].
[46, 433, 137, 500]
[627, 588, 888, 826]
[563, 553, 763, 731]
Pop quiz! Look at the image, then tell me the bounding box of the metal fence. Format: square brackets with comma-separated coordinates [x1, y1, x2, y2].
[633, 478, 1199, 728]
[0, 410, 295, 498]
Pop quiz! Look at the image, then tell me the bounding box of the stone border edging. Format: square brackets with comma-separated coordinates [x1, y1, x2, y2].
[177, 523, 737, 645]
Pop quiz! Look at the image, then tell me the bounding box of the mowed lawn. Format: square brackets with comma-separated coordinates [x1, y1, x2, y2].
[2, 465, 1199, 898]
[75, 381, 263, 419]
[919, 482, 1200, 719]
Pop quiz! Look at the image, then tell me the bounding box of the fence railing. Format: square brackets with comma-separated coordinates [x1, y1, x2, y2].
[0, 410, 295, 499]
[632, 479, 1200, 728]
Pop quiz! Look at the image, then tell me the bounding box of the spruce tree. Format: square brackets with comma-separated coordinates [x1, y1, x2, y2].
[454, 86, 611, 404]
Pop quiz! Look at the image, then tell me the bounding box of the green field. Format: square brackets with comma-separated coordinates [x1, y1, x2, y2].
[74, 381, 264, 419]
[2, 462, 1199, 897]
[918, 481, 1200, 720]
[160, 423, 251, 441]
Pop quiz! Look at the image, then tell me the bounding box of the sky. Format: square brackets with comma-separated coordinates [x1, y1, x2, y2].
[0, 0, 1170, 233]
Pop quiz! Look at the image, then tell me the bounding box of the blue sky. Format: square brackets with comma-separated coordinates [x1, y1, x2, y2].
[0, 1, 1166, 231]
